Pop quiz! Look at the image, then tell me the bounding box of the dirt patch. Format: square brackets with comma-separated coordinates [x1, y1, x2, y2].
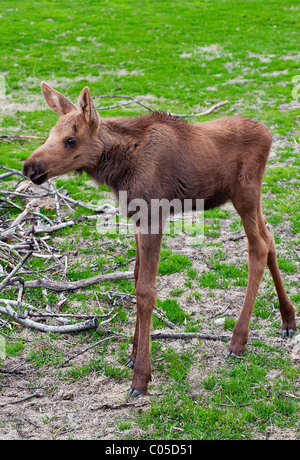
[0, 96, 45, 114]
[0, 364, 140, 440]
[0, 324, 148, 440]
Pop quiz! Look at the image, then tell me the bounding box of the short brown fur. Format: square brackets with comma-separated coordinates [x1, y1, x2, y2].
[23, 83, 296, 396]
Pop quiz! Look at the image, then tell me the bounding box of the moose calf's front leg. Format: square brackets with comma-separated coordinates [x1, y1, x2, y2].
[129, 233, 162, 397]
[129, 283, 156, 396]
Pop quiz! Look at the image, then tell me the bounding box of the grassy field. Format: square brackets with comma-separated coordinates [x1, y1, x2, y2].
[0, 0, 299, 440]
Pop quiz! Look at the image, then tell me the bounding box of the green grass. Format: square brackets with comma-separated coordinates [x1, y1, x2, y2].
[134, 348, 299, 440]
[197, 261, 249, 290]
[156, 298, 189, 326]
[158, 249, 193, 275]
[0, 0, 299, 441]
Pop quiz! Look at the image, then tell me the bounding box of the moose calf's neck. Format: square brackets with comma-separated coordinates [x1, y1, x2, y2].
[84, 117, 141, 196]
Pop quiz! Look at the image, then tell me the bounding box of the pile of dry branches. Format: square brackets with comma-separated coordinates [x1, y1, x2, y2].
[0, 164, 134, 333]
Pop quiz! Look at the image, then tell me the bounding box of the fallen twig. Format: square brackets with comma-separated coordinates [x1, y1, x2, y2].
[1, 199, 37, 239]
[95, 291, 179, 329]
[150, 332, 231, 342]
[152, 307, 179, 330]
[19, 270, 134, 291]
[27, 307, 116, 320]
[92, 94, 156, 113]
[92, 94, 229, 118]
[0, 251, 33, 292]
[0, 166, 118, 214]
[171, 100, 229, 118]
[0, 135, 45, 141]
[0, 188, 47, 199]
[0, 391, 43, 408]
[94, 401, 150, 410]
[0, 303, 99, 333]
[48, 179, 62, 223]
[0, 368, 26, 375]
[39, 183, 118, 214]
[0, 137, 30, 153]
[25, 214, 111, 236]
[57, 335, 117, 368]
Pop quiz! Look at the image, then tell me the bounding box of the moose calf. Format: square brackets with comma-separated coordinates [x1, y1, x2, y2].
[23, 83, 296, 396]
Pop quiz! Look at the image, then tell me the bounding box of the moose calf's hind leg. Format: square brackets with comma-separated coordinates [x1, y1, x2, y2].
[229, 237, 269, 356]
[228, 205, 270, 357]
[257, 221, 296, 338]
[267, 235, 296, 338]
[229, 207, 296, 357]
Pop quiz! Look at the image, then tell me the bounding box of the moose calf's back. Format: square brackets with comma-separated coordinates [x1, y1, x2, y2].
[110, 114, 273, 210]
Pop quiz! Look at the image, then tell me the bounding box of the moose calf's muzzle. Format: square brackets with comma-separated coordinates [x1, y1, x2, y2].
[22, 157, 48, 185]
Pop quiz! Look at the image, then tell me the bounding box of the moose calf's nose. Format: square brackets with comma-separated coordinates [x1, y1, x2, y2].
[29, 169, 37, 180]
[23, 164, 37, 180]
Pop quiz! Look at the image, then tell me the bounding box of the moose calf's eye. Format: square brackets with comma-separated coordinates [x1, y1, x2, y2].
[66, 138, 76, 148]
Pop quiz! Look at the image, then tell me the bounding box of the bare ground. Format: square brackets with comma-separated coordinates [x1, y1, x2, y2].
[0, 325, 298, 440]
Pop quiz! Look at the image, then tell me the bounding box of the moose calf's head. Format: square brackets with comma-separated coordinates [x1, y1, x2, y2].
[22, 82, 101, 185]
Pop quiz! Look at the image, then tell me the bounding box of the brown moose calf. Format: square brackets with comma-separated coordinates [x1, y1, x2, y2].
[23, 83, 296, 396]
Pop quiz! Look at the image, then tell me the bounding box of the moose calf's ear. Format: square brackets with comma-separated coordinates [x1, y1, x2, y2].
[41, 82, 77, 116]
[78, 86, 100, 130]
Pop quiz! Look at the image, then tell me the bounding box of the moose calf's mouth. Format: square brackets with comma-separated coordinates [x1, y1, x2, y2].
[31, 173, 48, 185]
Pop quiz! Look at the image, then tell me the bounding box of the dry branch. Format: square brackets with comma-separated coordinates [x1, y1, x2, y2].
[0, 391, 43, 408]
[171, 100, 229, 118]
[0, 134, 45, 141]
[95, 401, 150, 410]
[25, 214, 111, 236]
[27, 310, 114, 320]
[20, 270, 134, 291]
[39, 183, 118, 214]
[92, 94, 156, 113]
[0, 251, 32, 292]
[1, 200, 37, 239]
[150, 332, 231, 342]
[92, 94, 229, 118]
[87, 290, 179, 329]
[0, 165, 118, 214]
[0, 303, 99, 333]
[57, 335, 117, 368]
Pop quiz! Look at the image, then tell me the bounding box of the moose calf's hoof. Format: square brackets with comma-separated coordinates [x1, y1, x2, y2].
[225, 352, 243, 361]
[128, 388, 141, 398]
[125, 359, 135, 369]
[281, 329, 295, 339]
